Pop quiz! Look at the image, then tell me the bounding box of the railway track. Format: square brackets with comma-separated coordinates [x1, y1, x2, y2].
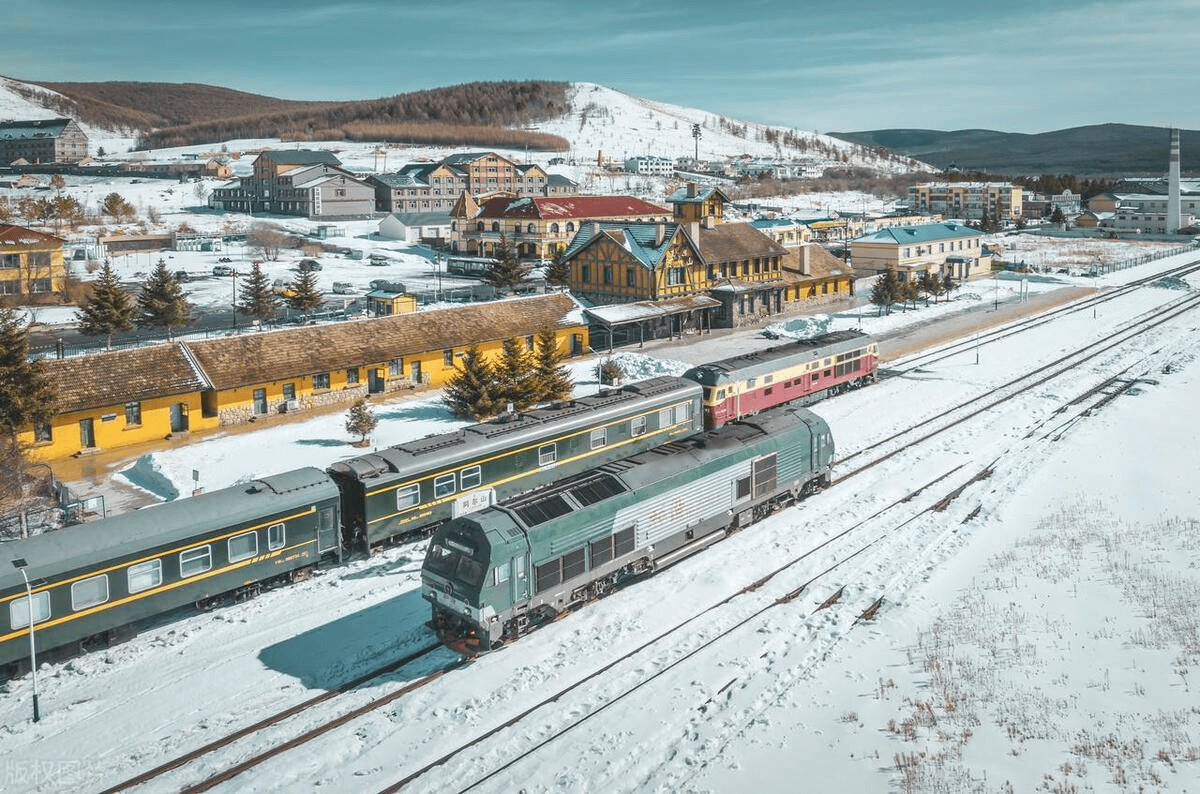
[889, 256, 1200, 373]
[101, 268, 1200, 792]
[375, 287, 1200, 791]
[100, 641, 445, 793]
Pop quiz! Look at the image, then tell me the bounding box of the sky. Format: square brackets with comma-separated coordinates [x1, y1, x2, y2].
[5, 0, 1200, 134]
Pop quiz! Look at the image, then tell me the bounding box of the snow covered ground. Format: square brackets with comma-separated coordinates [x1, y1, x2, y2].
[2, 248, 1198, 792]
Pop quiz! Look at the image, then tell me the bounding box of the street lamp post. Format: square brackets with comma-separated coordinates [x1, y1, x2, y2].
[435, 254, 444, 302]
[11, 558, 40, 722]
[231, 270, 239, 332]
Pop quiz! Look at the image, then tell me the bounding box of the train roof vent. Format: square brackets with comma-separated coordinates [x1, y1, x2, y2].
[398, 430, 468, 456]
[256, 468, 328, 495]
[471, 414, 545, 438]
[622, 376, 681, 396]
[567, 473, 628, 507]
[512, 494, 574, 527]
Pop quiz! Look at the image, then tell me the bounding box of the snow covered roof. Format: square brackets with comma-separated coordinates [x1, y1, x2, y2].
[666, 185, 729, 205]
[559, 221, 682, 269]
[470, 195, 668, 220]
[0, 117, 73, 139]
[584, 294, 720, 326]
[855, 222, 983, 245]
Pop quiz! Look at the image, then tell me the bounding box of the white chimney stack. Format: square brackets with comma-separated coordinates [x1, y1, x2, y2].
[1168, 128, 1182, 235]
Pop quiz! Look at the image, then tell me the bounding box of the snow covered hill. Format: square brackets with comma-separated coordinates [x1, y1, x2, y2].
[1, 77, 929, 174]
[534, 82, 928, 174]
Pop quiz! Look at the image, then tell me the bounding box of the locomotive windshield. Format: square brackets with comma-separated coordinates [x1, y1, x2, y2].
[425, 541, 486, 585]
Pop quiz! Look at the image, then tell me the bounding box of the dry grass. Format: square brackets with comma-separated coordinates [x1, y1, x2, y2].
[877, 498, 1200, 791]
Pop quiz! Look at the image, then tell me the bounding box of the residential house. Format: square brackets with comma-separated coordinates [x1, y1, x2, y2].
[377, 212, 453, 243]
[624, 156, 674, 176]
[0, 118, 89, 164]
[207, 150, 375, 218]
[851, 222, 991, 282]
[907, 182, 1023, 223]
[368, 152, 577, 213]
[20, 293, 589, 462]
[450, 194, 671, 260]
[0, 224, 67, 297]
[20, 344, 218, 461]
[750, 217, 811, 248]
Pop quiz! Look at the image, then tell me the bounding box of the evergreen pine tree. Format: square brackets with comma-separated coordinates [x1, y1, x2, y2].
[482, 234, 531, 291]
[545, 258, 570, 288]
[236, 261, 278, 321]
[494, 337, 536, 411]
[344, 398, 378, 445]
[942, 272, 959, 300]
[136, 258, 192, 339]
[531, 328, 572, 402]
[869, 269, 898, 316]
[0, 307, 57, 439]
[443, 346, 503, 420]
[287, 269, 324, 320]
[76, 260, 134, 347]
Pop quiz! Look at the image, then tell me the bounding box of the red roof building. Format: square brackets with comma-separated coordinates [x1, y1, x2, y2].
[450, 194, 670, 260]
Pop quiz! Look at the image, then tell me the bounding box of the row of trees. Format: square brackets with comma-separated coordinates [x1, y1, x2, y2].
[869, 269, 961, 315]
[483, 235, 569, 291]
[444, 329, 573, 420]
[0, 191, 143, 229]
[75, 259, 327, 346]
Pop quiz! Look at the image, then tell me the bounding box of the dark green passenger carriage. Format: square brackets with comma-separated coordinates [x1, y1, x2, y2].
[0, 468, 340, 671]
[327, 376, 703, 552]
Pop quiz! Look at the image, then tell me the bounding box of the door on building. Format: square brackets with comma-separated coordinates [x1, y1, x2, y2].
[79, 418, 95, 449]
[571, 333, 583, 355]
[410, 359, 422, 385]
[169, 402, 189, 432]
[253, 388, 268, 415]
[368, 368, 384, 394]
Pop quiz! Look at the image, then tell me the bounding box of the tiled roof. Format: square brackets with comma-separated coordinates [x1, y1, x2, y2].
[471, 195, 668, 220]
[0, 118, 72, 140]
[0, 224, 65, 246]
[47, 343, 210, 414]
[855, 222, 983, 244]
[666, 185, 729, 205]
[559, 221, 681, 270]
[685, 222, 787, 264]
[186, 293, 581, 390]
[259, 150, 341, 166]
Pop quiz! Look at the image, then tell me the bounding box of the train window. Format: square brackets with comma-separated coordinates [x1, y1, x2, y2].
[716, 389, 725, 400]
[434, 473, 456, 498]
[71, 574, 109, 611]
[396, 484, 420, 510]
[179, 546, 212, 578]
[268, 523, 286, 551]
[228, 531, 258, 563]
[514, 556, 525, 580]
[493, 560, 511, 586]
[127, 559, 162, 594]
[764, 375, 773, 384]
[764, 387, 773, 397]
[631, 416, 647, 437]
[590, 427, 607, 449]
[9, 590, 50, 630]
[674, 401, 692, 424]
[747, 377, 757, 388]
[460, 465, 482, 490]
[538, 444, 557, 467]
[659, 407, 673, 427]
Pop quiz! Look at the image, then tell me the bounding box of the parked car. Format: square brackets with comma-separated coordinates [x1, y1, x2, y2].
[174, 270, 191, 282]
[332, 282, 354, 294]
[217, 256, 233, 263]
[369, 279, 405, 292]
[368, 253, 389, 265]
[213, 265, 235, 277]
[299, 259, 322, 272]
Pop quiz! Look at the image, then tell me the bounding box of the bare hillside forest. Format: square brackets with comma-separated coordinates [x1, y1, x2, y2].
[18, 79, 573, 151]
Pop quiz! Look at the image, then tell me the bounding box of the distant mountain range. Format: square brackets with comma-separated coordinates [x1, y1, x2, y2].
[828, 125, 1200, 178]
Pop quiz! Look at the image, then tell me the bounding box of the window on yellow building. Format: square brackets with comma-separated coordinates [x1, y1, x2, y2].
[124, 401, 141, 426]
[313, 372, 330, 389]
[443, 349, 454, 366]
[581, 264, 590, 282]
[603, 266, 613, 284]
[626, 268, 636, 287]
[34, 422, 51, 442]
[346, 368, 359, 384]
